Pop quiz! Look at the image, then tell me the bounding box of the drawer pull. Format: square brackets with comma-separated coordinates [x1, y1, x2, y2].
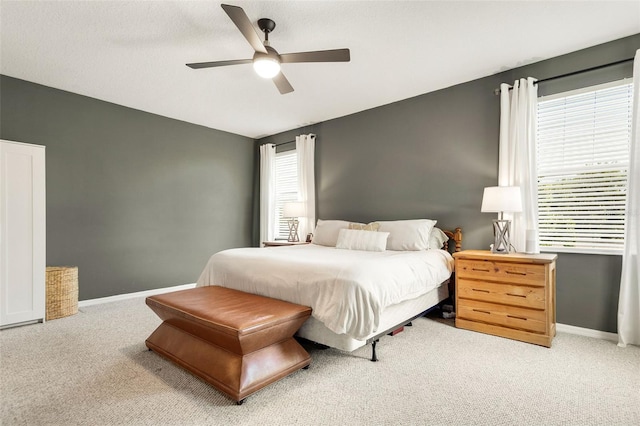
[472, 289, 490, 293]
[506, 293, 526, 298]
[506, 271, 527, 276]
[472, 268, 490, 272]
[507, 315, 528, 321]
[472, 309, 491, 315]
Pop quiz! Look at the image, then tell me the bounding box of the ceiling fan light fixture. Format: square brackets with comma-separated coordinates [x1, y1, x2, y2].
[253, 57, 280, 78]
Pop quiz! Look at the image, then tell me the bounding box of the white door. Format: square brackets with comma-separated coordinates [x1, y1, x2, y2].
[0, 140, 46, 327]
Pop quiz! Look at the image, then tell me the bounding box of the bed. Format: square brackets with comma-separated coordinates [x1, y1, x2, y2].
[197, 220, 462, 360]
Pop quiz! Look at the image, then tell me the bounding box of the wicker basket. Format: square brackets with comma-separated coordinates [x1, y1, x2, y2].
[46, 266, 79, 320]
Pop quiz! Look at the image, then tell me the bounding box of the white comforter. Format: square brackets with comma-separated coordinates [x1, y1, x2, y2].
[196, 244, 454, 340]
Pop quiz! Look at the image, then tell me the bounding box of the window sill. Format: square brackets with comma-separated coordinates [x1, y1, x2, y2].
[540, 247, 623, 256]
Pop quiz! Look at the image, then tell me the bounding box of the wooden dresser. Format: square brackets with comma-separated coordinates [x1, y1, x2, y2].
[453, 250, 557, 347]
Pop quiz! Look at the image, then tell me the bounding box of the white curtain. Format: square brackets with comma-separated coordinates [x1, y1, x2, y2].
[259, 143, 276, 244]
[296, 134, 316, 240]
[498, 77, 539, 253]
[618, 49, 640, 348]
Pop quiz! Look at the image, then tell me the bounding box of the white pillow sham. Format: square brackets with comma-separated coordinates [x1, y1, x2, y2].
[348, 221, 381, 231]
[429, 227, 449, 250]
[377, 219, 437, 251]
[335, 229, 389, 252]
[312, 219, 352, 247]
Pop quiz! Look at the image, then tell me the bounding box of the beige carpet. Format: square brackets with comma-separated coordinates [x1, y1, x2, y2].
[1, 297, 639, 426]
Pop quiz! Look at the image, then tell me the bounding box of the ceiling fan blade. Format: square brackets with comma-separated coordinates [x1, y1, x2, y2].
[280, 48, 350, 64]
[221, 4, 267, 54]
[186, 59, 253, 69]
[273, 72, 294, 94]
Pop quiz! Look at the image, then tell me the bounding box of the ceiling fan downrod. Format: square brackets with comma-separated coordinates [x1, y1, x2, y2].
[258, 18, 276, 46]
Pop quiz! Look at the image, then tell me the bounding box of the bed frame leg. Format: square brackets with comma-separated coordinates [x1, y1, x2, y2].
[370, 339, 379, 362]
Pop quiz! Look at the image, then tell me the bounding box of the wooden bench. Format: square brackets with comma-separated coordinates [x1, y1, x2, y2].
[145, 286, 312, 404]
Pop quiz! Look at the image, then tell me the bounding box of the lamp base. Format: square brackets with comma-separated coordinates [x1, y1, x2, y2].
[491, 219, 513, 254]
[287, 219, 300, 242]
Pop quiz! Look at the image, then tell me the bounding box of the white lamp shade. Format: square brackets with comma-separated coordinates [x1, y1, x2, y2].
[283, 201, 305, 218]
[481, 186, 523, 213]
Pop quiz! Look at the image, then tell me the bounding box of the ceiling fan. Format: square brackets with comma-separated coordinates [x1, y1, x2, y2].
[186, 4, 351, 94]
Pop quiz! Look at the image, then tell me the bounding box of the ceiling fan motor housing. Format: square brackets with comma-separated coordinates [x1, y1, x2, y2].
[253, 45, 280, 63]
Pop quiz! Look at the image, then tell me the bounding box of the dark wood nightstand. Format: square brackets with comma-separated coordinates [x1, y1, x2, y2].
[262, 241, 310, 247]
[453, 250, 557, 347]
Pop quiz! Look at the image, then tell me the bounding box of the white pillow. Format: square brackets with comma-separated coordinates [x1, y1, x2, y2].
[335, 229, 389, 252]
[312, 219, 352, 247]
[429, 227, 449, 250]
[377, 219, 437, 251]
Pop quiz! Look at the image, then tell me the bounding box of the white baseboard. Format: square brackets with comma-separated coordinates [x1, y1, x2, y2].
[78, 283, 197, 308]
[557, 323, 618, 342]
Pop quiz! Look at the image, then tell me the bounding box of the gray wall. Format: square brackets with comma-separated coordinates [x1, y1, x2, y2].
[258, 34, 639, 333]
[258, 77, 500, 250]
[1, 75, 254, 300]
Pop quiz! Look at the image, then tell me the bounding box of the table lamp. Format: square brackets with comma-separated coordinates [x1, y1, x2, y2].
[481, 186, 522, 253]
[282, 201, 305, 242]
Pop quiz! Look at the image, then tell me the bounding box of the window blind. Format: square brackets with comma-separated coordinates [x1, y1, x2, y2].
[275, 150, 298, 240]
[536, 80, 633, 254]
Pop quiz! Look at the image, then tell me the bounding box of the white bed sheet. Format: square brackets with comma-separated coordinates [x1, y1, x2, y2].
[196, 244, 453, 340]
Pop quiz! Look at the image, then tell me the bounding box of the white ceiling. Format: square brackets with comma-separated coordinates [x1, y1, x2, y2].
[1, 1, 639, 139]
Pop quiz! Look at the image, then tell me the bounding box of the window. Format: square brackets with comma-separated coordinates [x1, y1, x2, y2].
[274, 149, 298, 240]
[536, 80, 633, 254]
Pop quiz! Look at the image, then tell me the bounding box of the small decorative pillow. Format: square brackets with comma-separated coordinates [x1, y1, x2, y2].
[335, 229, 389, 252]
[428, 227, 449, 250]
[312, 219, 352, 247]
[377, 219, 437, 251]
[349, 222, 381, 232]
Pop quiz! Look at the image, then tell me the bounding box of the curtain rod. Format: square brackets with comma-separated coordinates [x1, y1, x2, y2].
[493, 56, 634, 95]
[272, 133, 316, 146]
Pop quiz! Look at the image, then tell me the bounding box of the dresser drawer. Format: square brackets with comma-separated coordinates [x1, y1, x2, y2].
[457, 299, 546, 333]
[456, 259, 546, 286]
[457, 278, 545, 309]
